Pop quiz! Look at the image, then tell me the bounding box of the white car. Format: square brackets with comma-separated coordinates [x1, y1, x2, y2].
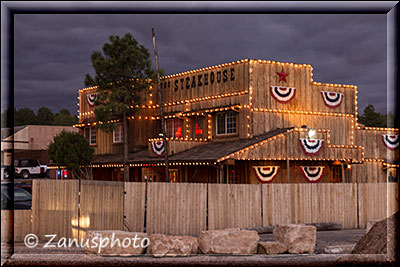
[14, 159, 48, 179]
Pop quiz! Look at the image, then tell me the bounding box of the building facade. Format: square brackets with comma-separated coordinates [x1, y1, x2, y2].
[75, 59, 399, 183]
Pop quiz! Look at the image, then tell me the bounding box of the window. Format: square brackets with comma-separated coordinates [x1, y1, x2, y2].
[166, 119, 183, 138]
[84, 126, 97, 145]
[113, 123, 123, 143]
[216, 112, 237, 135]
[194, 117, 204, 137]
[387, 168, 398, 182]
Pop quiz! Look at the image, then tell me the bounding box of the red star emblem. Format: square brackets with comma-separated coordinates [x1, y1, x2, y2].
[276, 67, 289, 83]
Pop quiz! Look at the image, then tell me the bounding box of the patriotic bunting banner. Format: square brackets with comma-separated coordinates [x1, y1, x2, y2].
[299, 138, 324, 156]
[87, 93, 98, 106]
[270, 86, 296, 103]
[300, 166, 325, 183]
[382, 134, 399, 150]
[320, 91, 343, 108]
[151, 141, 165, 157]
[252, 166, 280, 183]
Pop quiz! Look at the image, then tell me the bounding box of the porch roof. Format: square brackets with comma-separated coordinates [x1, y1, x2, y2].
[91, 127, 293, 164]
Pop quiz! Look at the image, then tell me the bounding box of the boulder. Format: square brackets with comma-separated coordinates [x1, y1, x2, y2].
[146, 234, 198, 257]
[84, 230, 148, 255]
[257, 241, 287, 254]
[199, 228, 259, 255]
[273, 224, 316, 254]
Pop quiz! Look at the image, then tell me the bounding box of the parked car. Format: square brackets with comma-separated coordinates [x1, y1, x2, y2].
[1, 165, 11, 180]
[14, 159, 48, 179]
[15, 182, 32, 195]
[1, 182, 32, 210]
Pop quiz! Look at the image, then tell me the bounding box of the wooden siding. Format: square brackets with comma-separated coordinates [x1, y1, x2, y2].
[355, 129, 399, 161]
[148, 140, 206, 157]
[146, 182, 207, 236]
[251, 62, 355, 115]
[230, 130, 363, 162]
[252, 112, 355, 145]
[246, 160, 344, 184]
[128, 109, 161, 148]
[159, 62, 249, 115]
[350, 161, 388, 183]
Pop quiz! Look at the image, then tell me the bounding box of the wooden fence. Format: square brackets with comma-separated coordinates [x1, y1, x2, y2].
[32, 180, 79, 241]
[146, 182, 207, 236]
[4, 181, 398, 242]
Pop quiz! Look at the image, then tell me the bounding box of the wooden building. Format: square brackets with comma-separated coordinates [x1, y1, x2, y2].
[74, 59, 399, 183]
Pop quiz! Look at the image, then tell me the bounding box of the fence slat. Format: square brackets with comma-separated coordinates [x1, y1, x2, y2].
[209, 184, 262, 230]
[123, 182, 146, 232]
[79, 180, 124, 239]
[146, 182, 207, 236]
[31, 180, 79, 241]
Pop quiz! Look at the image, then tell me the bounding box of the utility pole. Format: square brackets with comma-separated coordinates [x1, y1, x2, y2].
[152, 28, 170, 182]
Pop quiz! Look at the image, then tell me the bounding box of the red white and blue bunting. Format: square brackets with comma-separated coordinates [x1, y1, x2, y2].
[299, 138, 324, 156]
[151, 141, 165, 157]
[300, 166, 325, 183]
[382, 134, 399, 150]
[320, 91, 343, 108]
[87, 93, 98, 106]
[270, 86, 296, 103]
[252, 166, 280, 183]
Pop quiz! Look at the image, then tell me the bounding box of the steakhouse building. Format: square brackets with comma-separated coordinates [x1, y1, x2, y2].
[74, 59, 399, 183]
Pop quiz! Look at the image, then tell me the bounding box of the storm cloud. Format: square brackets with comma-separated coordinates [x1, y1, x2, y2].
[13, 11, 389, 115]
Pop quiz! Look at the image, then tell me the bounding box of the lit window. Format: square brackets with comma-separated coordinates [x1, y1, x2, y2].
[84, 126, 97, 145]
[166, 119, 183, 138]
[216, 112, 237, 135]
[194, 117, 204, 136]
[113, 123, 123, 143]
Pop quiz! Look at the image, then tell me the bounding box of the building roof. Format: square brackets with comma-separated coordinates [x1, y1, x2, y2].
[91, 127, 293, 164]
[1, 126, 27, 139]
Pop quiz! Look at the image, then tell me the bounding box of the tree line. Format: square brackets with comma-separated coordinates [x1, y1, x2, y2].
[357, 104, 396, 128]
[1, 107, 78, 128]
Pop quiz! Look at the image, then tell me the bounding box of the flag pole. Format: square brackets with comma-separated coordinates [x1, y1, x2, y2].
[152, 28, 170, 182]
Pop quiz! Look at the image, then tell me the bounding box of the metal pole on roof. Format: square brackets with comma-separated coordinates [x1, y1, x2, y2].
[152, 28, 170, 182]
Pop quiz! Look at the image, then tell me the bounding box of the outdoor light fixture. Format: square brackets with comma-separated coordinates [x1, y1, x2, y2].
[308, 129, 316, 139]
[301, 125, 316, 139]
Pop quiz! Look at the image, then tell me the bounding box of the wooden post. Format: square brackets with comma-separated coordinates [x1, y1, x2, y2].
[152, 28, 169, 182]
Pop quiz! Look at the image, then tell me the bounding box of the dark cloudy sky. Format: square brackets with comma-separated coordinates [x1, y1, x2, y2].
[10, 5, 393, 115]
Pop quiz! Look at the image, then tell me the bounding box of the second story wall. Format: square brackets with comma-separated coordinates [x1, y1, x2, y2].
[250, 60, 356, 114]
[249, 60, 357, 145]
[158, 60, 250, 115]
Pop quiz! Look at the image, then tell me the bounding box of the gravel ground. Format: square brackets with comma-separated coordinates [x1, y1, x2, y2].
[3, 229, 390, 266]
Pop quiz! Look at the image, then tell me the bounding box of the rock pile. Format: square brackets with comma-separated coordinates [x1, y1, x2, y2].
[84, 223, 318, 256]
[352, 212, 398, 255]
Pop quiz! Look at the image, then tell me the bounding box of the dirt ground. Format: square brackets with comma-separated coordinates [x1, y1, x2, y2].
[2, 229, 395, 266]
